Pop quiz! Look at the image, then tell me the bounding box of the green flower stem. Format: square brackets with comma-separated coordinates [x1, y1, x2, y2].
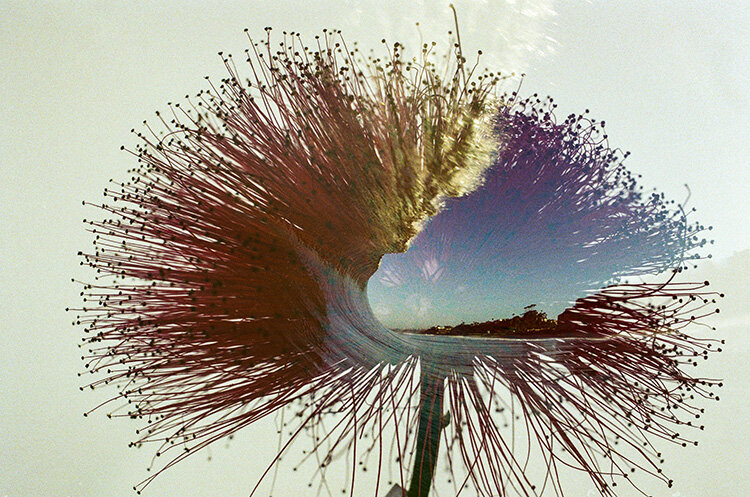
[406, 363, 445, 497]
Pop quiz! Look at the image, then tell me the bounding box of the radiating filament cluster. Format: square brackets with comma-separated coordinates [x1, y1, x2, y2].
[73, 27, 723, 497]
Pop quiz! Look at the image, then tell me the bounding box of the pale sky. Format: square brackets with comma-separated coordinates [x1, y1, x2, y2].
[1, 2, 748, 497]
